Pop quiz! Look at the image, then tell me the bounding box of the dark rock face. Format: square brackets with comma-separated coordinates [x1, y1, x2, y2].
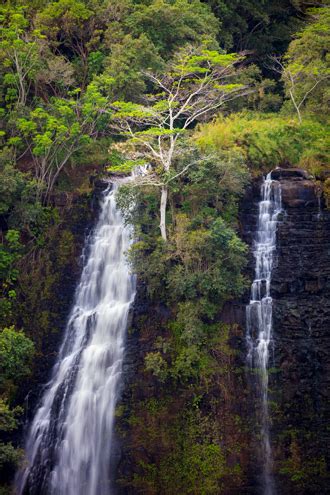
[271, 189, 330, 493]
[270, 168, 312, 181]
[240, 170, 330, 494]
[280, 179, 319, 208]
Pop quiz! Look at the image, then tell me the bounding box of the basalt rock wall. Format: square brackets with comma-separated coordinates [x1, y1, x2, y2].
[240, 169, 330, 494]
[271, 170, 330, 493]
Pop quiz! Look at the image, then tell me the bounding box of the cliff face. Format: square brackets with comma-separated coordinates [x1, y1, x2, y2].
[241, 169, 330, 494]
[117, 169, 329, 494]
[270, 171, 330, 493]
[19, 172, 328, 494]
[116, 288, 253, 495]
[15, 183, 105, 419]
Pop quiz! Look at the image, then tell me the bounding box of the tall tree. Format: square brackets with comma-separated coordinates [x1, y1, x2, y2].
[16, 78, 112, 200]
[0, 6, 43, 107]
[35, 0, 95, 88]
[111, 45, 251, 241]
[275, 6, 330, 122]
[205, 0, 313, 58]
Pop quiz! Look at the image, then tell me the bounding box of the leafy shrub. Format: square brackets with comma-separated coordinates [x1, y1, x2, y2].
[0, 326, 34, 388]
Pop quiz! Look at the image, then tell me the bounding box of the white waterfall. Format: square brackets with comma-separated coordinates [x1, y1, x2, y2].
[16, 180, 136, 495]
[246, 173, 282, 495]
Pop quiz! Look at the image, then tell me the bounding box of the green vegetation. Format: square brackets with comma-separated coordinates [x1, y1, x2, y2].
[0, 0, 328, 492]
[206, 0, 308, 56]
[111, 45, 251, 239]
[195, 113, 329, 176]
[279, 7, 330, 122]
[0, 326, 34, 387]
[0, 327, 33, 488]
[278, 430, 328, 491]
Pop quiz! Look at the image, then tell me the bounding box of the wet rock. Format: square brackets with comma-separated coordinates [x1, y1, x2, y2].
[239, 172, 330, 494]
[280, 179, 318, 207]
[272, 188, 330, 493]
[92, 178, 110, 190]
[271, 168, 312, 180]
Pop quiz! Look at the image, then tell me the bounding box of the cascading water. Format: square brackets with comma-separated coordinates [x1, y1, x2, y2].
[16, 179, 136, 495]
[246, 172, 282, 495]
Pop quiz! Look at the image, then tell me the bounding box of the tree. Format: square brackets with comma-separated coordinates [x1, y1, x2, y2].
[101, 0, 219, 101]
[272, 7, 330, 123]
[0, 161, 26, 216]
[0, 331, 33, 474]
[36, 53, 76, 98]
[0, 398, 23, 472]
[35, 0, 95, 88]
[104, 33, 163, 101]
[124, 0, 219, 59]
[16, 77, 112, 200]
[0, 326, 34, 388]
[110, 45, 251, 241]
[0, 230, 22, 324]
[205, 0, 306, 56]
[0, 6, 43, 107]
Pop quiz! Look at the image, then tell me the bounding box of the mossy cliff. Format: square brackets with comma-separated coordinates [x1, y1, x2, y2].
[3, 169, 328, 495]
[13, 182, 106, 421]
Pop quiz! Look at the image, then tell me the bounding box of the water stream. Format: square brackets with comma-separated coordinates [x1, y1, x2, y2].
[246, 173, 282, 495]
[16, 180, 136, 495]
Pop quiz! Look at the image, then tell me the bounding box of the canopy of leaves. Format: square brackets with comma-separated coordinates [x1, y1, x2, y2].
[282, 7, 330, 117]
[0, 1, 328, 491]
[124, 0, 219, 58]
[110, 44, 250, 183]
[0, 6, 43, 106]
[206, 0, 307, 57]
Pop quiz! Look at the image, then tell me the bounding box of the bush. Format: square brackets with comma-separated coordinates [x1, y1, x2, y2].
[0, 326, 34, 387]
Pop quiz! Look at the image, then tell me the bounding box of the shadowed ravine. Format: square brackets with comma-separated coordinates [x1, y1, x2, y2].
[16, 181, 136, 495]
[246, 173, 282, 495]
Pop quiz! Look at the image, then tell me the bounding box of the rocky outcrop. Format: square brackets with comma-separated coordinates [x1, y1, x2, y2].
[270, 168, 312, 181]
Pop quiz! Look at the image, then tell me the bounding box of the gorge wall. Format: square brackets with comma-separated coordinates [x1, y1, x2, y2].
[271, 170, 330, 493]
[234, 169, 329, 494]
[14, 171, 329, 494]
[117, 169, 330, 494]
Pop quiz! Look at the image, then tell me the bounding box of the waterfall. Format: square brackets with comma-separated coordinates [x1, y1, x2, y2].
[246, 173, 282, 495]
[16, 180, 136, 495]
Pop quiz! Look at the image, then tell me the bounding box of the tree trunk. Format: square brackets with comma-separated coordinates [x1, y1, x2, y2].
[289, 89, 302, 124]
[160, 185, 168, 241]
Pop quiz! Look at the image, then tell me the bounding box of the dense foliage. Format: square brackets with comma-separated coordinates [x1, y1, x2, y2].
[0, 0, 328, 492]
[196, 113, 329, 175]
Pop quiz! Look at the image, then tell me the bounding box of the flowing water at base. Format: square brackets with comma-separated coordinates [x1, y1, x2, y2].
[246, 173, 282, 495]
[16, 181, 135, 495]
